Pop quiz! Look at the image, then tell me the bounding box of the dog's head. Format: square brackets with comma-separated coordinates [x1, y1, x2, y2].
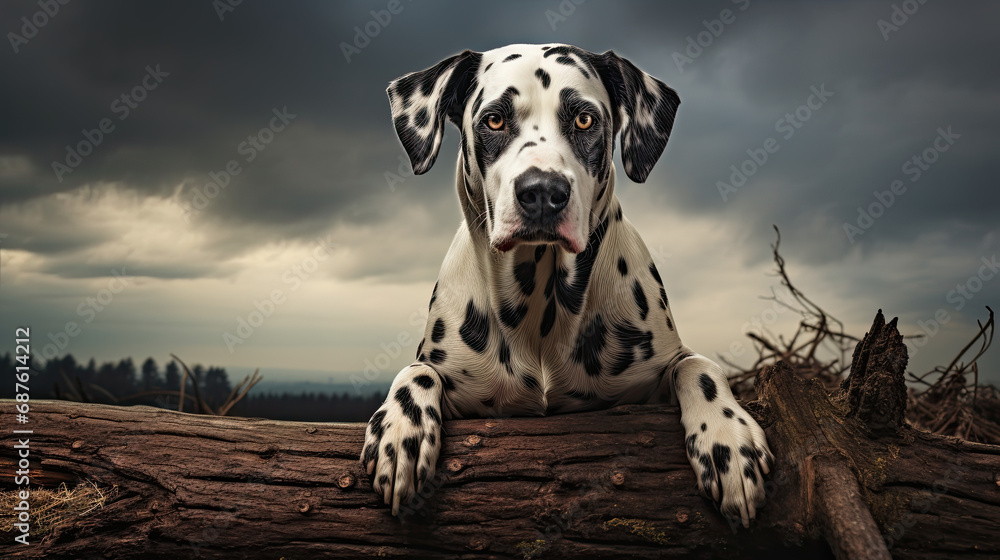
[388, 44, 679, 254]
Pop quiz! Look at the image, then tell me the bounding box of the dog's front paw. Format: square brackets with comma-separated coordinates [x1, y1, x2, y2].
[360, 366, 444, 515]
[683, 401, 774, 528]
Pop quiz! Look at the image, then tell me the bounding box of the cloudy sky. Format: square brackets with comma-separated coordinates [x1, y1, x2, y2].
[1, 1, 998, 389]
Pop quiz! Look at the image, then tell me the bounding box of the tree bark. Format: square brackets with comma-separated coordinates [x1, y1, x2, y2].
[2, 313, 999, 559]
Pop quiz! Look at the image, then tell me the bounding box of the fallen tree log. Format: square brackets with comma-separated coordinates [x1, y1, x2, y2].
[1, 312, 999, 559]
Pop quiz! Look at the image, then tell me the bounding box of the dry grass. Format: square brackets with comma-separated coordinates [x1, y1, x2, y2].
[726, 226, 999, 444]
[0, 482, 118, 537]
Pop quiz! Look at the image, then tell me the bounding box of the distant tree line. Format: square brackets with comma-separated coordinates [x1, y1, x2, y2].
[0, 353, 383, 422]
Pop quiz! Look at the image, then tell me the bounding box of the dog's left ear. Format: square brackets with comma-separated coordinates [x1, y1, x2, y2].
[387, 50, 482, 175]
[590, 51, 680, 183]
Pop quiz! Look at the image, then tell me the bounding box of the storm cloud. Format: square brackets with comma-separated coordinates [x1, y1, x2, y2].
[1, 0, 997, 384]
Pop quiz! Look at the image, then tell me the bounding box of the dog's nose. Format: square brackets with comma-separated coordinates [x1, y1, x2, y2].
[514, 167, 570, 222]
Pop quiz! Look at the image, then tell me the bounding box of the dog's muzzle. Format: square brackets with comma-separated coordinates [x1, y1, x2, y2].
[514, 165, 569, 225]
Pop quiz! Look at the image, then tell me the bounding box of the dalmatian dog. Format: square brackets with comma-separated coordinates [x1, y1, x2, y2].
[360, 44, 773, 527]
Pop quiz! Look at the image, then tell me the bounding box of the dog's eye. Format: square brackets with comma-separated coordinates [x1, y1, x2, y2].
[486, 114, 505, 130]
[575, 113, 593, 130]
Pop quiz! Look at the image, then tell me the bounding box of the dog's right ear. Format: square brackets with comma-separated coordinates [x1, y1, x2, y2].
[388, 50, 482, 175]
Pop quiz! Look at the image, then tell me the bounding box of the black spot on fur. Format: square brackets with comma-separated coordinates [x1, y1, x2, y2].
[483, 62, 493, 73]
[499, 299, 528, 329]
[606, 320, 654, 376]
[503, 53, 522, 62]
[699, 454, 715, 484]
[555, 216, 608, 314]
[462, 132, 472, 178]
[723, 407, 734, 418]
[514, 261, 536, 295]
[413, 374, 435, 389]
[415, 338, 425, 359]
[402, 436, 419, 460]
[471, 88, 484, 118]
[616, 204, 623, 221]
[441, 374, 456, 392]
[384, 442, 396, 461]
[552, 54, 589, 79]
[738, 417, 747, 426]
[535, 245, 547, 262]
[540, 297, 557, 337]
[712, 444, 731, 474]
[701, 423, 707, 432]
[699, 374, 717, 402]
[632, 280, 648, 321]
[417, 353, 426, 362]
[518, 141, 537, 155]
[685, 433, 698, 457]
[363, 443, 378, 466]
[595, 183, 607, 201]
[459, 299, 490, 353]
[740, 446, 758, 483]
[535, 68, 551, 89]
[395, 386, 423, 425]
[666, 315, 674, 331]
[617, 257, 628, 276]
[522, 373, 539, 391]
[429, 432, 436, 445]
[426, 405, 441, 425]
[429, 348, 447, 364]
[429, 281, 438, 311]
[431, 318, 445, 343]
[573, 314, 607, 376]
[499, 338, 514, 374]
[368, 409, 388, 440]
[649, 263, 663, 286]
[378, 474, 390, 487]
[414, 108, 428, 128]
